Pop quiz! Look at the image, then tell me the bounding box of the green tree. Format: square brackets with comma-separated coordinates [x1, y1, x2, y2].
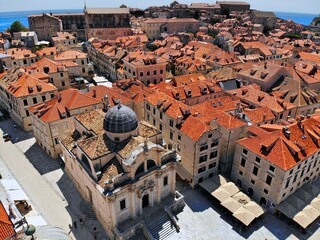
[7, 21, 27, 35]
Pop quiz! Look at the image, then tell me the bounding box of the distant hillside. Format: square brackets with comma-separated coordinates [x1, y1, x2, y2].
[311, 16, 320, 26]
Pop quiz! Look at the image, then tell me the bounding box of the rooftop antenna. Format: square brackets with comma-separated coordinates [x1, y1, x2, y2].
[84, 0, 87, 11]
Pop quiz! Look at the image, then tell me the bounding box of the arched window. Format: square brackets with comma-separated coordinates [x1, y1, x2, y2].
[135, 163, 145, 177]
[147, 160, 156, 170]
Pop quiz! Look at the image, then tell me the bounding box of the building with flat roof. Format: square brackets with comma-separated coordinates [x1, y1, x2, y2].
[84, 7, 132, 40]
[216, 1, 250, 13]
[141, 18, 200, 40]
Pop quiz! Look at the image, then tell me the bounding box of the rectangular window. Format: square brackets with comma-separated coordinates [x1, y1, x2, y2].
[120, 199, 126, 210]
[266, 175, 272, 185]
[147, 71, 150, 76]
[240, 158, 246, 167]
[62, 81, 65, 87]
[285, 179, 290, 188]
[251, 179, 255, 184]
[153, 108, 156, 115]
[289, 169, 293, 175]
[159, 124, 162, 131]
[253, 166, 259, 176]
[211, 141, 218, 148]
[170, 131, 173, 140]
[239, 171, 243, 175]
[26, 110, 29, 117]
[146, 103, 150, 110]
[293, 174, 298, 183]
[160, 70, 163, 74]
[210, 151, 218, 159]
[199, 155, 207, 163]
[42, 95, 46, 102]
[269, 165, 275, 172]
[154, 70, 157, 75]
[140, 72, 143, 77]
[160, 112, 163, 120]
[23, 99, 28, 106]
[243, 148, 248, 155]
[60, 72, 63, 77]
[153, 119, 156, 126]
[178, 135, 181, 141]
[209, 162, 216, 169]
[208, 134, 212, 138]
[169, 119, 174, 127]
[54, 138, 59, 145]
[33, 97, 37, 104]
[163, 176, 168, 186]
[255, 157, 261, 163]
[264, 189, 268, 194]
[307, 164, 311, 173]
[200, 144, 208, 151]
[147, 114, 150, 121]
[198, 166, 206, 174]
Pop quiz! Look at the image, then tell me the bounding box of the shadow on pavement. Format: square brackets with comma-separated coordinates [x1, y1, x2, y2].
[0, 118, 33, 143]
[57, 171, 109, 240]
[24, 142, 61, 175]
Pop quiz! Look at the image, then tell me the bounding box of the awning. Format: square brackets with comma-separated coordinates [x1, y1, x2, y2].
[220, 182, 240, 196]
[310, 198, 320, 211]
[243, 201, 265, 218]
[1, 179, 29, 201]
[221, 197, 242, 213]
[233, 207, 256, 226]
[293, 212, 313, 229]
[199, 175, 265, 226]
[277, 179, 320, 229]
[212, 188, 232, 202]
[232, 192, 251, 204]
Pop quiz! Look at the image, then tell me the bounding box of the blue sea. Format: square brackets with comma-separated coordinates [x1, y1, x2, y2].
[275, 12, 318, 26]
[0, 9, 82, 32]
[0, 9, 318, 32]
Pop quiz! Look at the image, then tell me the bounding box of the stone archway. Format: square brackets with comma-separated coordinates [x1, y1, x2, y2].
[248, 187, 254, 197]
[260, 197, 267, 206]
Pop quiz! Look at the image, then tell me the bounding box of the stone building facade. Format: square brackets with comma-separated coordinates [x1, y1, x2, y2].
[28, 14, 63, 40]
[84, 8, 132, 40]
[60, 105, 178, 237]
[231, 117, 320, 207]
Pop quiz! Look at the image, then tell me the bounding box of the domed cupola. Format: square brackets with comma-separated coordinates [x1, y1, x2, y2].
[103, 104, 138, 142]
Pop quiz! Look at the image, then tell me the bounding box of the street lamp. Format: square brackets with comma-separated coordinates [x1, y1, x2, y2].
[24, 220, 36, 240]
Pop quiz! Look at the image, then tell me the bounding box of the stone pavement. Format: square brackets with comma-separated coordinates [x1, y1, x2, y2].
[0, 118, 108, 240]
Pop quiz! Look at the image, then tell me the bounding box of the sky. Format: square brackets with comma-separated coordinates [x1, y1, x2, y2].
[0, 0, 319, 14]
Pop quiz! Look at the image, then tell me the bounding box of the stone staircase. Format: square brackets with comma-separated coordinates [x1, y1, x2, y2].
[146, 213, 177, 240]
[80, 200, 96, 220]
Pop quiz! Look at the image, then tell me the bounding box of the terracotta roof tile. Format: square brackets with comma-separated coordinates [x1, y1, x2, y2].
[0, 202, 15, 240]
[239, 117, 320, 170]
[7, 73, 57, 97]
[29, 88, 102, 123]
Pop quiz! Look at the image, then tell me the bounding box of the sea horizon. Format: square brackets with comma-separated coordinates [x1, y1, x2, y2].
[0, 9, 318, 32]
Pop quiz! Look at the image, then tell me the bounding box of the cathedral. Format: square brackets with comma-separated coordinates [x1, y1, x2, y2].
[61, 103, 179, 236]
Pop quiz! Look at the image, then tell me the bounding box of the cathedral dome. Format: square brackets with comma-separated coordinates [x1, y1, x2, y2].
[103, 104, 138, 134]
